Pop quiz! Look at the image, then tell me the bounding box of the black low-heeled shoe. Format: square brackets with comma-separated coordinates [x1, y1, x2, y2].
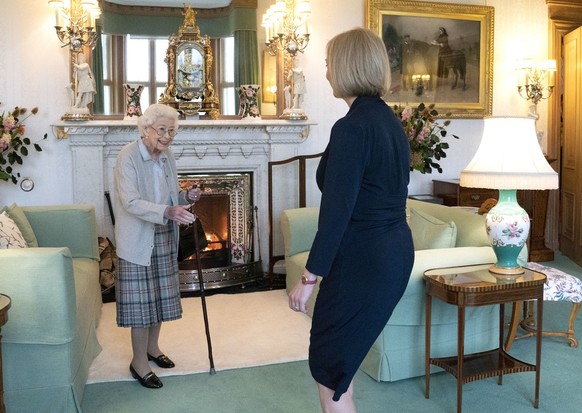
[147, 352, 175, 368]
[129, 364, 163, 389]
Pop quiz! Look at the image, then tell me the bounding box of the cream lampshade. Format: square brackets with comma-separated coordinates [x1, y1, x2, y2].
[460, 117, 558, 281]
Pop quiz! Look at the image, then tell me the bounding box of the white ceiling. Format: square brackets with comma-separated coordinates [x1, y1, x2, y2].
[106, 1, 232, 8]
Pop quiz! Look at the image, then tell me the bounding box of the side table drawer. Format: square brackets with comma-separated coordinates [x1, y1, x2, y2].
[458, 188, 498, 207]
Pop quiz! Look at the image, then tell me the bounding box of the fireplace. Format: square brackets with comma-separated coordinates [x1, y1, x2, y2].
[56, 118, 314, 283]
[177, 172, 261, 291]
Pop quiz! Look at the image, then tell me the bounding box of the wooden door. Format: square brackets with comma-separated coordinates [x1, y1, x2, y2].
[561, 27, 582, 265]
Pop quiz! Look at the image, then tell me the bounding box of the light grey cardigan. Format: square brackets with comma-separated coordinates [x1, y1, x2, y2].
[113, 140, 188, 266]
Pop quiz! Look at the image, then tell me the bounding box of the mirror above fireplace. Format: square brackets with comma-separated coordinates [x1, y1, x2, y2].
[94, 1, 258, 117]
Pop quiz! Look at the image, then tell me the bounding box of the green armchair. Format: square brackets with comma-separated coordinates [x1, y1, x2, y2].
[0, 204, 102, 413]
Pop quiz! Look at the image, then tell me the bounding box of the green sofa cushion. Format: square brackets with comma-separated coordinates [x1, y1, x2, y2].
[407, 199, 489, 247]
[22, 204, 99, 260]
[2, 203, 39, 247]
[408, 207, 457, 250]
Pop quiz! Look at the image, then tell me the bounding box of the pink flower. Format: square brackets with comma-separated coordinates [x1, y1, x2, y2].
[401, 106, 413, 122]
[0, 134, 11, 152]
[3, 115, 15, 132]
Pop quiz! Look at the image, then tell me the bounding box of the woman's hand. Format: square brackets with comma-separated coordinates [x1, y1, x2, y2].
[288, 269, 318, 314]
[164, 204, 195, 225]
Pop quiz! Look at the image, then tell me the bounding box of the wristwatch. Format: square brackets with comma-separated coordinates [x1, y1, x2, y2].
[301, 275, 317, 285]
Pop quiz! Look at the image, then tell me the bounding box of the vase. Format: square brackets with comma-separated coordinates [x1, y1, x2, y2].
[123, 83, 144, 119]
[237, 84, 261, 119]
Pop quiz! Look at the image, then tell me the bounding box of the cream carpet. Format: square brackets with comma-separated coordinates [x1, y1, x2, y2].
[87, 289, 312, 383]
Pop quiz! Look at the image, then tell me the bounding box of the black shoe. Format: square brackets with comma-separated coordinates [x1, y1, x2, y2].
[129, 364, 163, 389]
[147, 353, 175, 368]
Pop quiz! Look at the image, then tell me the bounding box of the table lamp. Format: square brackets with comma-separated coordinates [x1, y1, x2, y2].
[460, 117, 559, 281]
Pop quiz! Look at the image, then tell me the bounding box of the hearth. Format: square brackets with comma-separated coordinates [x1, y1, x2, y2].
[177, 172, 261, 291]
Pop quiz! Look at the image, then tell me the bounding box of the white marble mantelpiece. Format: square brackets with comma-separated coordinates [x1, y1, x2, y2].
[54, 118, 315, 271]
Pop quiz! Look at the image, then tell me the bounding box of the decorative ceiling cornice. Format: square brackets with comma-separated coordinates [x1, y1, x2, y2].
[100, 0, 256, 18]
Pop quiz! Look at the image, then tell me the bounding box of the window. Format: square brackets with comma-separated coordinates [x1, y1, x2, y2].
[99, 34, 235, 116]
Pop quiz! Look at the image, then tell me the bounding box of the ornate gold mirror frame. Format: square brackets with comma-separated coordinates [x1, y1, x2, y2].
[159, 5, 220, 119]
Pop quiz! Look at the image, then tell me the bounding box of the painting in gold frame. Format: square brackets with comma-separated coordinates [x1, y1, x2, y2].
[365, 0, 494, 118]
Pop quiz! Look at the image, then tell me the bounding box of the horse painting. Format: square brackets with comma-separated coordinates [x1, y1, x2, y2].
[439, 49, 467, 90]
[401, 37, 467, 91]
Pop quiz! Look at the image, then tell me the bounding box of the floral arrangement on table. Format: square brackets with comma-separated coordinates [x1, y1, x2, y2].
[393, 102, 459, 174]
[0, 103, 46, 184]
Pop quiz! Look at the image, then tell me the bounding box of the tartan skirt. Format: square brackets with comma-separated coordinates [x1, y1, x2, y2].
[115, 222, 182, 328]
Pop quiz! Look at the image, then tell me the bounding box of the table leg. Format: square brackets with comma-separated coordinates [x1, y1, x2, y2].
[535, 297, 543, 408]
[425, 293, 432, 399]
[457, 305, 465, 413]
[505, 301, 523, 351]
[498, 303, 505, 385]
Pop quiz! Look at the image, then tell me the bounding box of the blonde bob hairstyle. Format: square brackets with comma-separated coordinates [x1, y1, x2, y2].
[326, 28, 391, 99]
[137, 103, 179, 137]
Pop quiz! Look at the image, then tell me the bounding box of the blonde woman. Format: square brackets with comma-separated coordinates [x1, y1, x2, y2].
[288, 28, 414, 412]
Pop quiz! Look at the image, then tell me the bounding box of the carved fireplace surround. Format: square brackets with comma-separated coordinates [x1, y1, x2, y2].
[55, 118, 314, 274]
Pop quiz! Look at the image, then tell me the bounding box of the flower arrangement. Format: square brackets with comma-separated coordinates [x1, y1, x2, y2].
[393, 102, 459, 174]
[1, 103, 46, 184]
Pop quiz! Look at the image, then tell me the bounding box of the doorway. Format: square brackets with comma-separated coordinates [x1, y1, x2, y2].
[561, 26, 582, 265]
[547, 1, 582, 265]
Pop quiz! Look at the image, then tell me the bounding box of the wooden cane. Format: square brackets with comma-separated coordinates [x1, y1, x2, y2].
[192, 213, 216, 374]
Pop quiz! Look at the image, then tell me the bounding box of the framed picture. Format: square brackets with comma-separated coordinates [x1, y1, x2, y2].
[366, 0, 494, 118]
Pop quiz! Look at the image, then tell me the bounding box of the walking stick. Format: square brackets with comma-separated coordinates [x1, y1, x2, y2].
[191, 208, 216, 375]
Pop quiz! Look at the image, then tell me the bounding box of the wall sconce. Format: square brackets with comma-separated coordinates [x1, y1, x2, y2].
[48, 0, 101, 53]
[262, 0, 311, 57]
[412, 74, 431, 97]
[515, 59, 556, 118]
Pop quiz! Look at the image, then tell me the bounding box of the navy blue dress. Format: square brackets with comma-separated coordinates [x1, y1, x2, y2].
[306, 96, 414, 401]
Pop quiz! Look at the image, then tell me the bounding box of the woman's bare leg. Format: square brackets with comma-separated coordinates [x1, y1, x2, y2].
[316, 381, 356, 413]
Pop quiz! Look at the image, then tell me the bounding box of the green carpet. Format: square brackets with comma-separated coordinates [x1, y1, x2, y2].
[82, 252, 582, 413]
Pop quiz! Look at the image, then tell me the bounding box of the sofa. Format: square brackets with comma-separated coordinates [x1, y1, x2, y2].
[281, 199, 528, 382]
[0, 204, 102, 413]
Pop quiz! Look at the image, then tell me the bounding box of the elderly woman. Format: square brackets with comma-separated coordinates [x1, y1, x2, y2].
[288, 28, 414, 412]
[113, 103, 199, 389]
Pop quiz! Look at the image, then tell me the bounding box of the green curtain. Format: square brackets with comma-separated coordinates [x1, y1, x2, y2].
[234, 30, 260, 111]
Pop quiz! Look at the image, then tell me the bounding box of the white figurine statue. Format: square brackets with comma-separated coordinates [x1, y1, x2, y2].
[72, 53, 96, 111]
[63, 52, 97, 120]
[281, 59, 308, 120]
[288, 67, 306, 109]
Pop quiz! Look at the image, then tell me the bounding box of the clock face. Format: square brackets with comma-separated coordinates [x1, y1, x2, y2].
[176, 44, 205, 99]
[20, 178, 34, 192]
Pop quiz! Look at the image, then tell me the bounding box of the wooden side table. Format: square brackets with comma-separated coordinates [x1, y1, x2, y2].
[0, 294, 11, 413]
[424, 264, 545, 413]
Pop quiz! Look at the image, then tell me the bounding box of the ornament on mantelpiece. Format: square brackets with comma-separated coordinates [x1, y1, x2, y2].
[123, 84, 144, 120]
[281, 59, 308, 120]
[62, 52, 96, 121]
[238, 84, 261, 119]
